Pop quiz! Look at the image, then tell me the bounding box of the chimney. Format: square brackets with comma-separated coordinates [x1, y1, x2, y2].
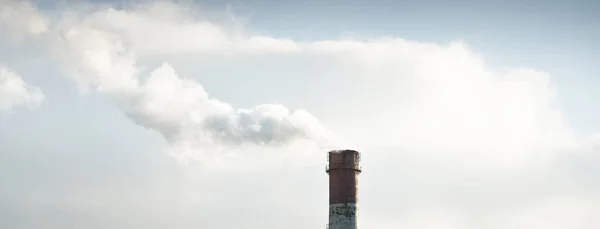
[326, 149, 361, 229]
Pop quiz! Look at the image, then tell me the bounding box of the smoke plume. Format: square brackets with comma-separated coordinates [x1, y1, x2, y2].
[50, 7, 338, 165]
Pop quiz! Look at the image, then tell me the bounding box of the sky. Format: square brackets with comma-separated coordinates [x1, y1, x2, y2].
[0, 0, 599, 228]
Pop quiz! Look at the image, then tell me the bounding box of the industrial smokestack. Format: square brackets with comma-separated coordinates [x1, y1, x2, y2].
[326, 149, 361, 229]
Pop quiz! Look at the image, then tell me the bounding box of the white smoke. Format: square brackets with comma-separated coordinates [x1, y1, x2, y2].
[2, 0, 581, 169]
[49, 7, 340, 165]
[0, 66, 44, 111]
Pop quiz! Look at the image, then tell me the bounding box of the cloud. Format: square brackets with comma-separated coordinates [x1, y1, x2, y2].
[301, 39, 580, 169]
[0, 65, 44, 111]
[69, 1, 301, 56]
[0, 0, 49, 38]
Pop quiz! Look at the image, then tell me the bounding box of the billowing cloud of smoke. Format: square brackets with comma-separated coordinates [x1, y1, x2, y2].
[0, 66, 44, 110]
[1, 0, 587, 169]
[46, 3, 340, 166]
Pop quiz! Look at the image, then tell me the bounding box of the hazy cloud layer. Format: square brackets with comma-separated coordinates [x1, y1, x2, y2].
[0, 1, 599, 229]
